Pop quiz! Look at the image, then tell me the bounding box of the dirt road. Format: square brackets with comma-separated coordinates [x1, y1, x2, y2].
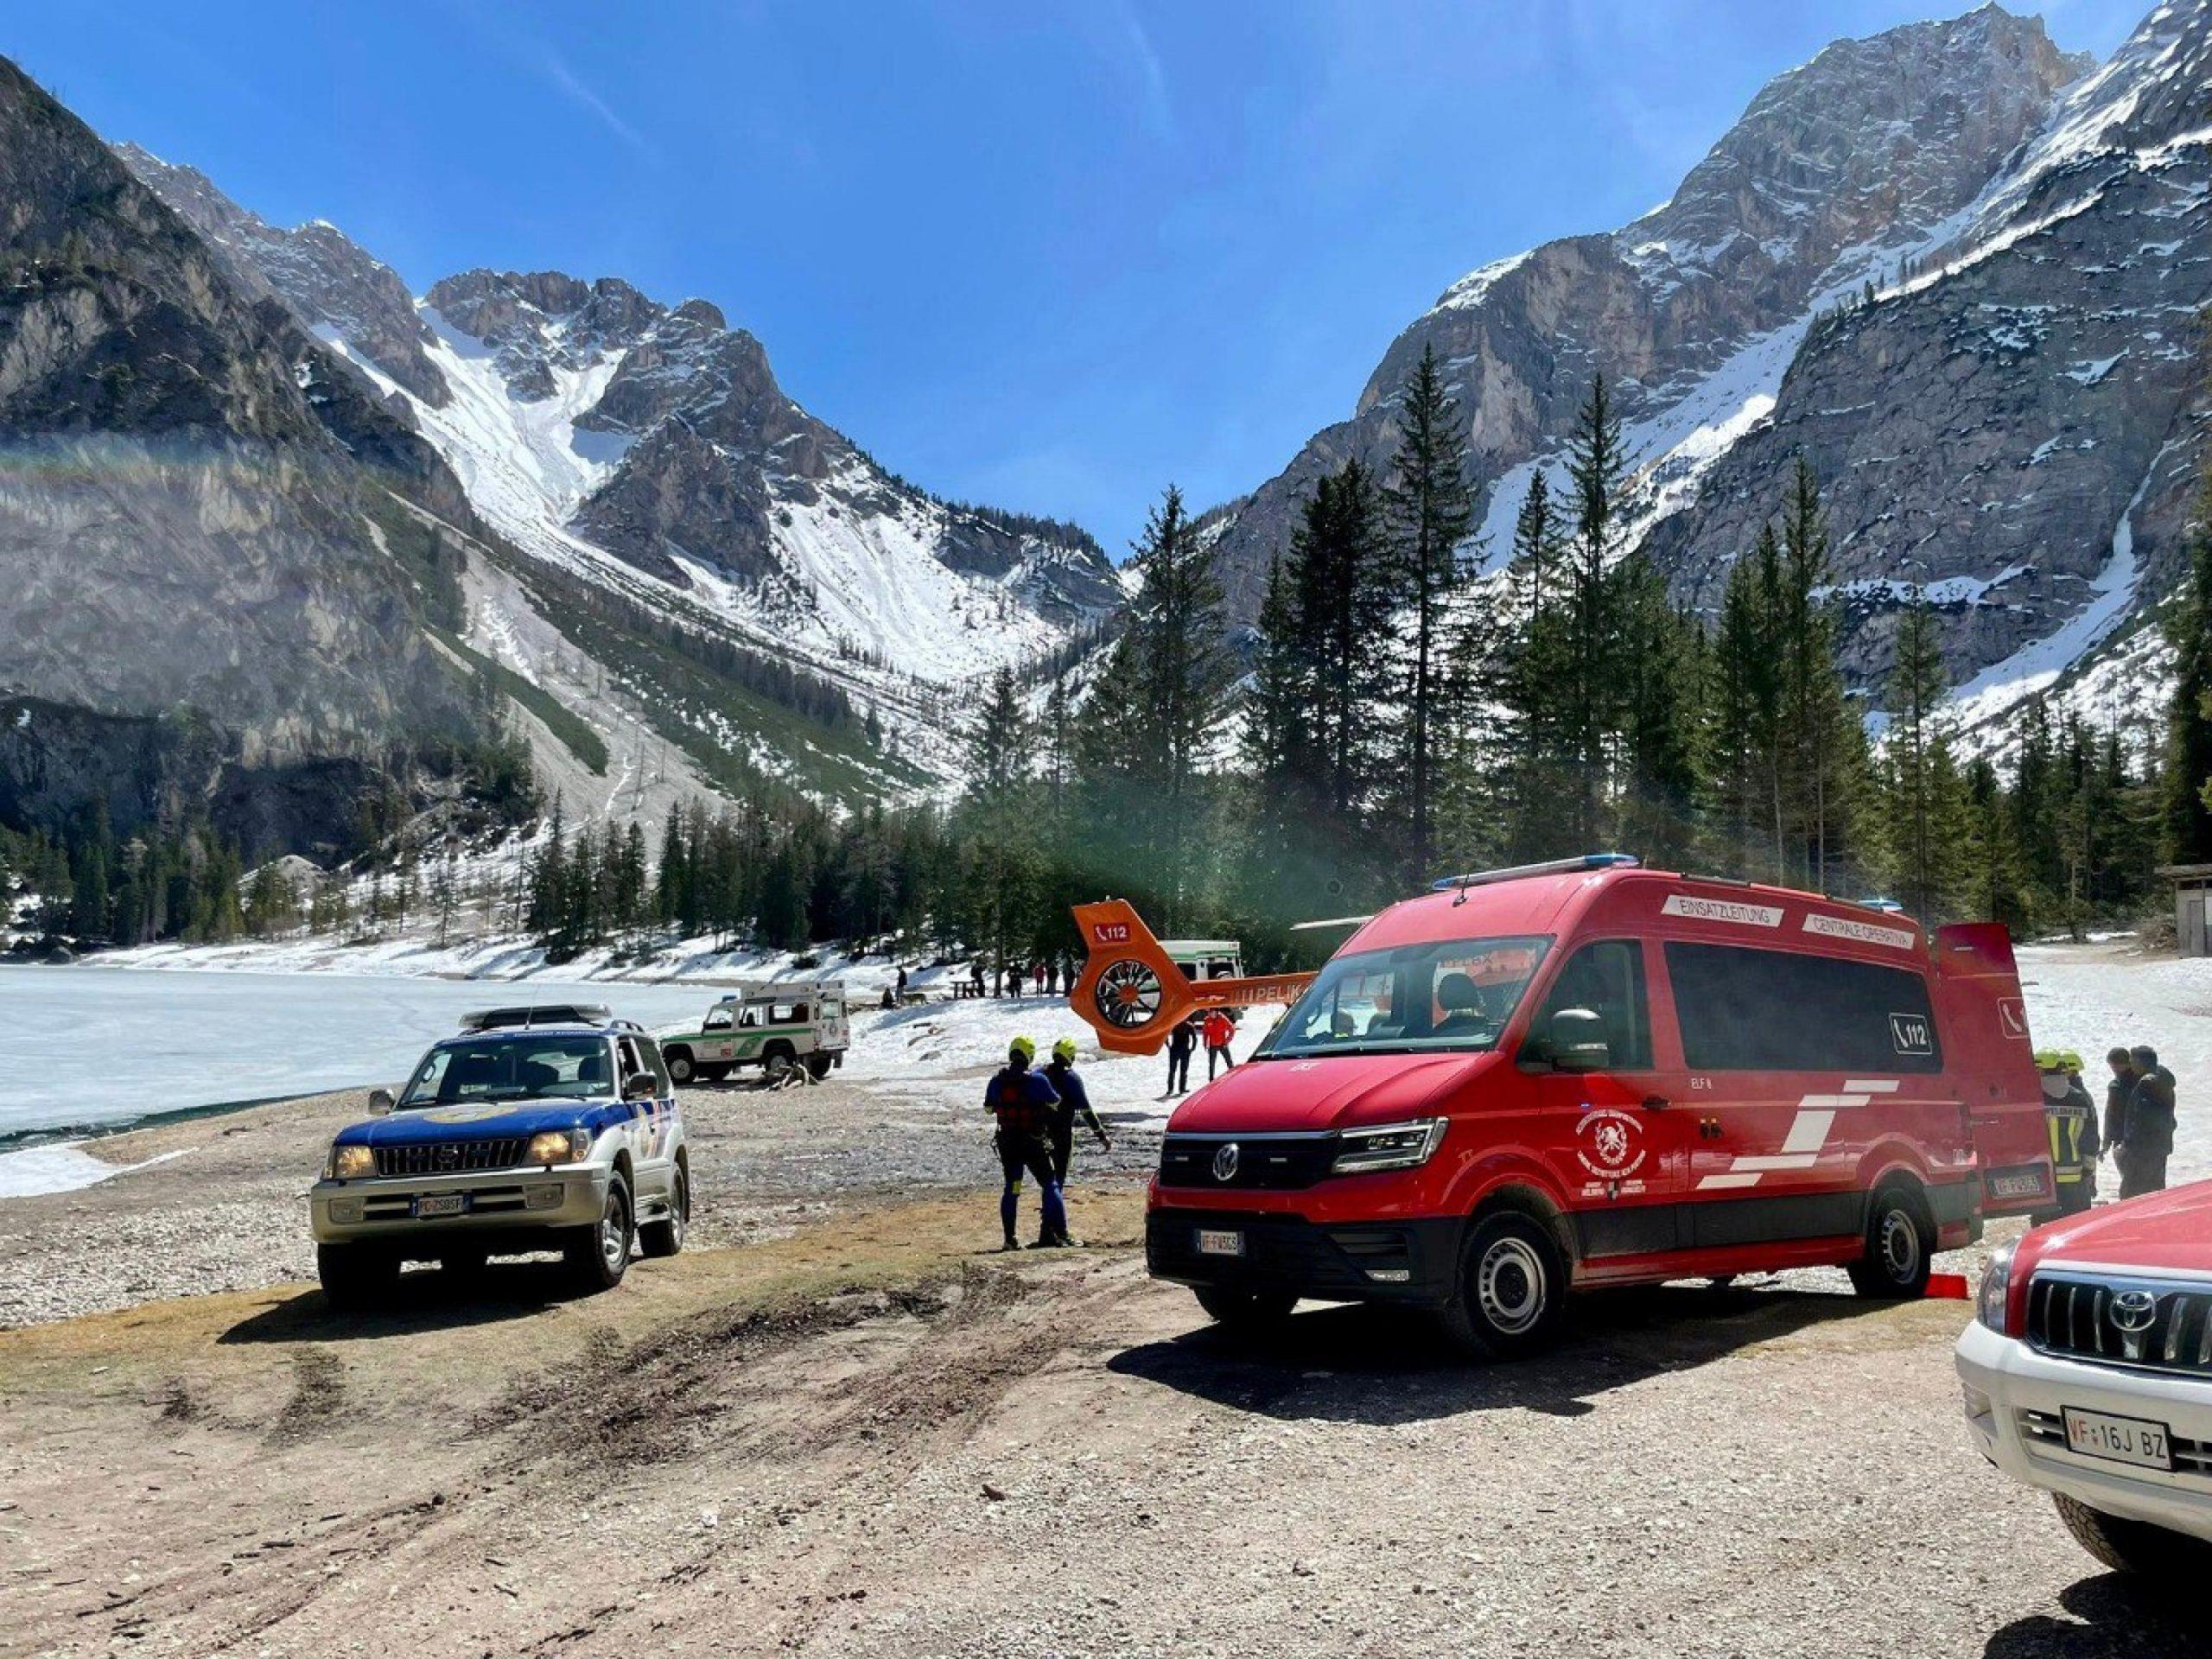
[0, 1191, 2196, 1659]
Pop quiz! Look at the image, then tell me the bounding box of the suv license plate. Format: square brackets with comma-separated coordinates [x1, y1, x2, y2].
[1195, 1229, 1243, 1258]
[2063, 1407, 2172, 1471]
[414, 1193, 467, 1219]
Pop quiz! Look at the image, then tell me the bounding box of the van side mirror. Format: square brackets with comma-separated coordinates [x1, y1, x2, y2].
[367, 1088, 396, 1116]
[624, 1073, 658, 1103]
[1548, 1007, 1611, 1072]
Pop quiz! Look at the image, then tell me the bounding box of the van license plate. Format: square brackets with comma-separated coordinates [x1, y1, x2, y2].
[1990, 1171, 2045, 1201]
[1195, 1229, 1243, 1258]
[414, 1193, 467, 1218]
[2063, 1407, 2172, 1471]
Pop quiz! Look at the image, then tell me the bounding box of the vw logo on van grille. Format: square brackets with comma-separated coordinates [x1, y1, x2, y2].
[1212, 1142, 1241, 1183]
[2111, 1289, 2158, 1333]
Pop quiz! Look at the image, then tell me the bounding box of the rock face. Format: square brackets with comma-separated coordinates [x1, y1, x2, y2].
[0, 59, 478, 761]
[1208, 4, 2092, 624]
[124, 160, 1124, 687]
[111, 143, 450, 410]
[1643, 0, 2212, 718]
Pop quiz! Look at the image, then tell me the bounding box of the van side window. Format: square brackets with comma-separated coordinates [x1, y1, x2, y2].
[1530, 941, 1650, 1069]
[1664, 942, 1942, 1072]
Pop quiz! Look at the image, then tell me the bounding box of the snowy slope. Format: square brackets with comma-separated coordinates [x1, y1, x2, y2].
[1643, 0, 2212, 741]
[116, 157, 1122, 798]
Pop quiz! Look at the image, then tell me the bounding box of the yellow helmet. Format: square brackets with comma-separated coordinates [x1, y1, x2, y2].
[1008, 1034, 1037, 1062]
[1052, 1037, 1079, 1063]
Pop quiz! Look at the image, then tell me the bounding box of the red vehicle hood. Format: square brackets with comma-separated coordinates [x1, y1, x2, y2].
[1166, 1051, 1490, 1135]
[2026, 1179, 2212, 1276]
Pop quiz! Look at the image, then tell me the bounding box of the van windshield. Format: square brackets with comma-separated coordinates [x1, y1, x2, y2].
[1253, 936, 1551, 1058]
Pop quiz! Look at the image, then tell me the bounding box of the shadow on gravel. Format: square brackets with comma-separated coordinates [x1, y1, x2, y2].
[218, 1262, 588, 1344]
[1109, 1281, 1894, 1424]
[1983, 1573, 2202, 1657]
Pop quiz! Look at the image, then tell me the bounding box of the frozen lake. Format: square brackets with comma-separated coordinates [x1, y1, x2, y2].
[0, 940, 2202, 1189]
[0, 966, 725, 1142]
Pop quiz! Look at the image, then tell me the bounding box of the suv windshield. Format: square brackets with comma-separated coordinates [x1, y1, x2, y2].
[398, 1036, 615, 1108]
[1254, 936, 1551, 1058]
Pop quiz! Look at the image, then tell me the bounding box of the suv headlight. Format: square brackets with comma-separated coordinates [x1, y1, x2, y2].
[326, 1143, 376, 1181]
[1976, 1242, 2016, 1333]
[1330, 1118, 1449, 1176]
[526, 1128, 591, 1166]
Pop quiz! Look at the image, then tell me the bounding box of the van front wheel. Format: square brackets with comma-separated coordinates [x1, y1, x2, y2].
[1192, 1285, 1296, 1330]
[1435, 1211, 1567, 1361]
[1847, 1185, 1934, 1300]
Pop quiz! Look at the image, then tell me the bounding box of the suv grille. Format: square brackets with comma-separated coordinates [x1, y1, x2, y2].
[1158, 1134, 1336, 1191]
[372, 1138, 528, 1179]
[2025, 1273, 2212, 1375]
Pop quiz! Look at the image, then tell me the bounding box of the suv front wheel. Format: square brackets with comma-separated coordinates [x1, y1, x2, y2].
[2055, 1493, 2212, 1573]
[565, 1174, 633, 1292]
[1434, 1211, 1568, 1360]
[318, 1243, 398, 1309]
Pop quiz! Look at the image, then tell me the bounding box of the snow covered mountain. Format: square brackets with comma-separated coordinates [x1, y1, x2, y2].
[1205, 5, 2092, 620]
[113, 146, 1124, 802]
[1207, 1, 2212, 750]
[1644, 0, 2212, 746]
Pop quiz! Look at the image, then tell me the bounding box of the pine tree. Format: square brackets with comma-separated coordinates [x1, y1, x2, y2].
[1075, 484, 1233, 928]
[1513, 467, 1559, 615]
[1712, 525, 1783, 874]
[1383, 345, 1472, 880]
[1298, 460, 1393, 826]
[968, 665, 1028, 798]
[1777, 456, 1859, 890]
[1616, 563, 1707, 868]
[1885, 596, 1950, 920]
[1559, 373, 1629, 847]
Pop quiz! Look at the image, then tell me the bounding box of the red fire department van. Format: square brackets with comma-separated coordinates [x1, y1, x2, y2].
[1070, 855, 2053, 1357]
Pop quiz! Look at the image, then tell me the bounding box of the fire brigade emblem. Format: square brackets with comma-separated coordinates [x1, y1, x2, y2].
[1575, 1108, 1646, 1179]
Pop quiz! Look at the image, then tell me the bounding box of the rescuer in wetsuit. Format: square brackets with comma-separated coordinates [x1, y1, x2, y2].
[986, 1036, 1068, 1252]
[1042, 1038, 1110, 1205]
[2031, 1050, 2100, 1224]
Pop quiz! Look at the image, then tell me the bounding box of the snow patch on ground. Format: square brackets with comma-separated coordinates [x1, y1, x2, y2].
[0, 1145, 192, 1199]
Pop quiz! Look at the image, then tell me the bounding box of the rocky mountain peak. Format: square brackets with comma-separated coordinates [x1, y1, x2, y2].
[116, 141, 448, 409]
[1221, 3, 2092, 621]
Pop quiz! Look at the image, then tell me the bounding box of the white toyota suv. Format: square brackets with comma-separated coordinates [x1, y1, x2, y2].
[1956, 1179, 2212, 1571]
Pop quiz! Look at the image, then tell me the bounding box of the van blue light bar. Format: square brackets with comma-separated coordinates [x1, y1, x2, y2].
[1429, 853, 1640, 893]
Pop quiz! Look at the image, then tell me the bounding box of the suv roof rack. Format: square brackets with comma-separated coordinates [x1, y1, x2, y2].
[1429, 853, 1640, 893]
[459, 1003, 615, 1033]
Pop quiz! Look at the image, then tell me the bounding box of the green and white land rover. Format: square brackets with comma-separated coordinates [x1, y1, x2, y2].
[657, 980, 849, 1085]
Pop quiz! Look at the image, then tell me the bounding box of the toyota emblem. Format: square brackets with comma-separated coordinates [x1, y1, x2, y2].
[435, 1143, 460, 1172]
[1212, 1142, 1241, 1183]
[2111, 1289, 2158, 1334]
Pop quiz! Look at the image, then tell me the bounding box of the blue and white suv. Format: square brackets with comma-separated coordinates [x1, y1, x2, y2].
[310, 1005, 690, 1304]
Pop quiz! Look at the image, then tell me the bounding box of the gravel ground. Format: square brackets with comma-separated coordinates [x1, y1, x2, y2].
[0, 1070, 1160, 1328]
[1, 1210, 2196, 1658]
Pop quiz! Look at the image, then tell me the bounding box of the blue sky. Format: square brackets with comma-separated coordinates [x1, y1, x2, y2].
[9, 1, 2146, 555]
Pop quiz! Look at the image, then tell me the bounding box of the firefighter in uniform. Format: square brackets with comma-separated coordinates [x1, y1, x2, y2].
[985, 1036, 1068, 1252]
[2031, 1050, 2099, 1224]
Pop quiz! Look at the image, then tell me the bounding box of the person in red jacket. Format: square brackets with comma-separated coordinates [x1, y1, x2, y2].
[1203, 1008, 1237, 1080]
